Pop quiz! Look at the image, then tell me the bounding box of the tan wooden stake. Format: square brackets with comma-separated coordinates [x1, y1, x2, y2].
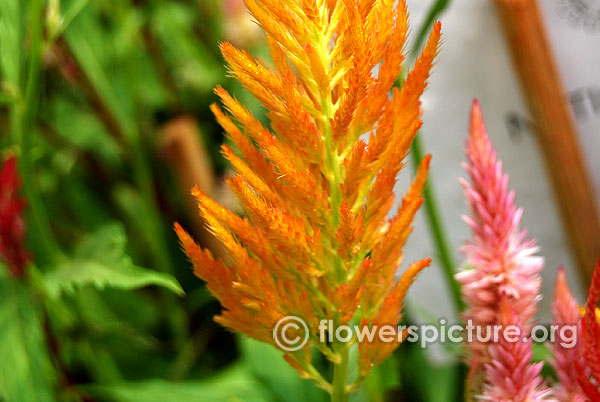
[494, 0, 600, 285]
[160, 116, 229, 260]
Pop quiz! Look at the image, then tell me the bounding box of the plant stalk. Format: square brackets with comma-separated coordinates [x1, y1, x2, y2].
[406, 0, 465, 314]
[13, 0, 61, 266]
[131, 134, 175, 275]
[410, 137, 464, 312]
[331, 343, 349, 402]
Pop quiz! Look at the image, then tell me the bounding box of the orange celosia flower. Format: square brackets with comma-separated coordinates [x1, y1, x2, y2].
[176, 0, 440, 395]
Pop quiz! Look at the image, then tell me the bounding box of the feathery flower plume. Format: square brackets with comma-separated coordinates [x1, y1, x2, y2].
[550, 267, 586, 402]
[175, 0, 440, 396]
[0, 156, 30, 278]
[481, 296, 552, 401]
[575, 260, 600, 399]
[457, 100, 543, 357]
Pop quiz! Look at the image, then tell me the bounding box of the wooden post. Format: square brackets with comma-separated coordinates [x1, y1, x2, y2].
[493, 0, 600, 285]
[160, 116, 229, 260]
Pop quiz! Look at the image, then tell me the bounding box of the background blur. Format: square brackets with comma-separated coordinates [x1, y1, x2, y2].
[404, 0, 600, 329]
[0, 0, 598, 401]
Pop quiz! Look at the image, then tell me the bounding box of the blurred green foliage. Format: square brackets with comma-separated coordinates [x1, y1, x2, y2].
[0, 0, 464, 401]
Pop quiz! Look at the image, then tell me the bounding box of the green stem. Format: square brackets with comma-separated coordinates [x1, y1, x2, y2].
[130, 134, 184, 344]
[60, 23, 174, 275]
[404, 0, 464, 314]
[131, 134, 175, 275]
[13, 0, 61, 265]
[413, 0, 451, 55]
[410, 137, 464, 312]
[330, 343, 349, 402]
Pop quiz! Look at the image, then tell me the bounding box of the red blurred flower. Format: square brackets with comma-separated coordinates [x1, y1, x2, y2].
[0, 156, 30, 277]
[575, 259, 600, 399]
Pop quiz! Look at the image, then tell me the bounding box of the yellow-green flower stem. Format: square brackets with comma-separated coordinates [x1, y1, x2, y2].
[312, 13, 351, 402]
[293, 354, 334, 393]
[313, 26, 345, 285]
[303, 4, 462, 401]
[331, 341, 350, 402]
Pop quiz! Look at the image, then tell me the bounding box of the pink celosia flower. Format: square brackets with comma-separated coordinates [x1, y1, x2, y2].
[457, 100, 548, 398]
[481, 296, 553, 401]
[456, 99, 543, 345]
[550, 267, 587, 402]
[0, 156, 30, 277]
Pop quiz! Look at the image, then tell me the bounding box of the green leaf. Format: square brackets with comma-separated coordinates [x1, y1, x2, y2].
[0, 0, 22, 90]
[59, 0, 90, 35]
[240, 337, 328, 402]
[150, 3, 221, 92]
[0, 276, 56, 402]
[532, 340, 552, 363]
[43, 223, 184, 298]
[63, 7, 136, 138]
[0, 92, 17, 105]
[84, 364, 274, 402]
[396, 342, 463, 402]
[49, 95, 122, 165]
[361, 353, 400, 402]
[533, 341, 556, 380]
